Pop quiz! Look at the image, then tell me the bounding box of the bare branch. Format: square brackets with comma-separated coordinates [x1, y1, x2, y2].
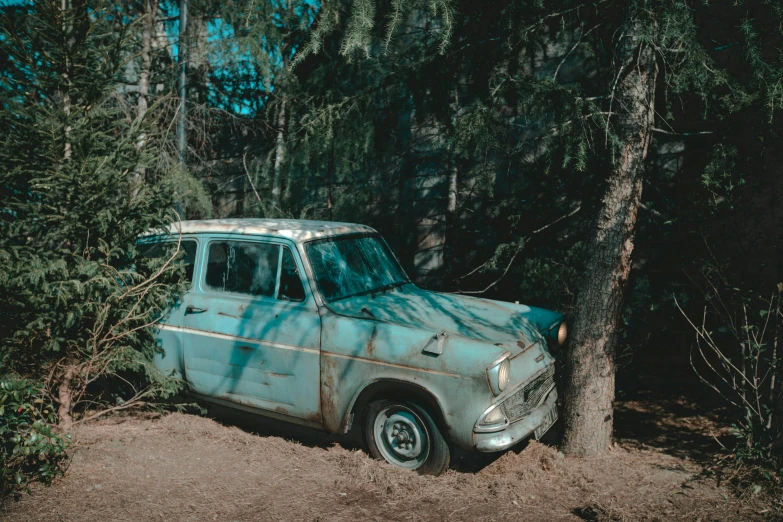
[455, 245, 525, 295]
[243, 152, 262, 202]
[455, 205, 581, 284]
[72, 390, 154, 425]
[639, 202, 668, 220]
[652, 127, 714, 136]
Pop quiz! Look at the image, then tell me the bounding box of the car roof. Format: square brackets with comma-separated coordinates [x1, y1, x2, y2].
[144, 218, 377, 242]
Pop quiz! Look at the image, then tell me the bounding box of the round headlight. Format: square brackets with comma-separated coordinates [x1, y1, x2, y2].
[498, 358, 510, 392]
[557, 322, 568, 345]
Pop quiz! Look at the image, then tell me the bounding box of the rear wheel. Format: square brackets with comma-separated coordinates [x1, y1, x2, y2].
[364, 399, 450, 475]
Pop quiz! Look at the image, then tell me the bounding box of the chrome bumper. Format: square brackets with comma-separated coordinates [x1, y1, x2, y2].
[473, 388, 558, 452]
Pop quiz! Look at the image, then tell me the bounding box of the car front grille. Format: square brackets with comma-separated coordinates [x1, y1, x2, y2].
[501, 364, 556, 422]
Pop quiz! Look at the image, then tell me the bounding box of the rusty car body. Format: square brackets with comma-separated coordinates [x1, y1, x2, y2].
[145, 219, 567, 474]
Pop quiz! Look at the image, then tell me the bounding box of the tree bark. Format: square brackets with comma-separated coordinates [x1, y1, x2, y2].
[176, 0, 188, 169]
[271, 93, 287, 207]
[561, 15, 658, 457]
[61, 0, 72, 162]
[271, 0, 293, 208]
[174, 0, 188, 217]
[137, 0, 155, 127]
[132, 0, 158, 194]
[444, 87, 460, 285]
[57, 363, 75, 430]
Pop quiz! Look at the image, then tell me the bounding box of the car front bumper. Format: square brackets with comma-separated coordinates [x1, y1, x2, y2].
[472, 387, 558, 452]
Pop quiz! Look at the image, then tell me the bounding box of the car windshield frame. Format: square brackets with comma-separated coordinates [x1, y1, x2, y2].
[304, 233, 411, 302]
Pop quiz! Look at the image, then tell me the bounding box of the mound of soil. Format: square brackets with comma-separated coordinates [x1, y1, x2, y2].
[0, 396, 769, 521]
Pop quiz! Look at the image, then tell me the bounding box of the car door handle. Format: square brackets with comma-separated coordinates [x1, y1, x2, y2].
[185, 306, 207, 314]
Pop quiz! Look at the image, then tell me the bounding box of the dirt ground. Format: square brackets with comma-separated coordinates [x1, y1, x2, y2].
[1, 392, 775, 522]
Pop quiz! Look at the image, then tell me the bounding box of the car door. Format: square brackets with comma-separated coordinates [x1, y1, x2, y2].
[141, 238, 199, 380]
[181, 236, 321, 421]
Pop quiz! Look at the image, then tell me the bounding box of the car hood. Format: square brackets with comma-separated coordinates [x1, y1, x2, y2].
[326, 284, 558, 346]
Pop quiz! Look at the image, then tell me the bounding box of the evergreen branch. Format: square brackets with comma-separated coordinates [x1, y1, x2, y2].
[116, 216, 183, 300]
[383, 0, 407, 54]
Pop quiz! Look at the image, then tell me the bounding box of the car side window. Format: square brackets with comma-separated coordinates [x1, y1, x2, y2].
[137, 240, 198, 283]
[278, 247, 305, 302]
[205, 241, 279, 297]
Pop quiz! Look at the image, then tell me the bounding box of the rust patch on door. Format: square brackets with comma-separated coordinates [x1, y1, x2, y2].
[320, 353, 339, 432]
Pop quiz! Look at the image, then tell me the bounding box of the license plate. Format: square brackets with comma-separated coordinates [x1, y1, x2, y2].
[534, 404, 558, 440]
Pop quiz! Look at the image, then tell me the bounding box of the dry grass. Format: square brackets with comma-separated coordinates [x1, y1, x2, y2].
[0, 399, 771, 522]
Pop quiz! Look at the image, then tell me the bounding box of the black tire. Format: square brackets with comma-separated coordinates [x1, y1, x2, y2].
[364, 399, 450, 476]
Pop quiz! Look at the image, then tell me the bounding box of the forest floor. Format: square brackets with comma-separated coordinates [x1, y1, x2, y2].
[1, 380, 777, 521]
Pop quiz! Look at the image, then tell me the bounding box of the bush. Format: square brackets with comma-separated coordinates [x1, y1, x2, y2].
[1, 376, 69, 498]
[678, 272, 783, 495]
[0, 1, 191, 426]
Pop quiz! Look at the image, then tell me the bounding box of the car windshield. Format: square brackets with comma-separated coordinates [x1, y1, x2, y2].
[306, 235, 409, 302]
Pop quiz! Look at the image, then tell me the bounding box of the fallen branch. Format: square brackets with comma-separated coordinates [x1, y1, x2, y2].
[72, 388, 154, 425]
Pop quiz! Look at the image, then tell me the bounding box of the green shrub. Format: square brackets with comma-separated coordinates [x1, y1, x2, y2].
[1, 376, 69, 498]
[0, 0, 192, 424]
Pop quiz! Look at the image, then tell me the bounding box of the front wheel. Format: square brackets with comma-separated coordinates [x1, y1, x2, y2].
[364, 399, 450, 475]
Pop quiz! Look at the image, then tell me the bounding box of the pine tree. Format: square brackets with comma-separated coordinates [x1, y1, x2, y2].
[0, 0, 186, 426]
[283, 0, 732, 456]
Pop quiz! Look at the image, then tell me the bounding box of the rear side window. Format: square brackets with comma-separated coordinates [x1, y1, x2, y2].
[137, 240, 198, 283]
[205, 241, 279, 297]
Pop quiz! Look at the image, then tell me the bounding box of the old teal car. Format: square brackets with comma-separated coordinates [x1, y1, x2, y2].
[144, 219, 567, 475]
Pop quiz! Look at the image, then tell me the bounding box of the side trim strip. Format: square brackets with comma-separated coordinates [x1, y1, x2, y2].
[156, 324, 320, 355]
[321, 350, 468, 379]
[157, 325, 467, 378]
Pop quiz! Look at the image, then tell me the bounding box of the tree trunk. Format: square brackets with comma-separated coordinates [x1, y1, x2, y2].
[271, 0, 293, 209]
[561, 16, 658, 457]
[174, 0, 188, 217]
[57, 363, 75, 430]
[137, 0, 155, 129]
[61, 0, 72, 162]
[444, 87, 460, 286]
[176, 0, 188, 168]
[132, 0, 157, 194]
[271, 94, 287, 207]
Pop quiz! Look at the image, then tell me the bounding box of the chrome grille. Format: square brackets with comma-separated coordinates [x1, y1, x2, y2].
[501, 365, 555, 422]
